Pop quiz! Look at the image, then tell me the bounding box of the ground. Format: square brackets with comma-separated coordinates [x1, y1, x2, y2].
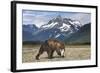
[22, 45, 91, 63]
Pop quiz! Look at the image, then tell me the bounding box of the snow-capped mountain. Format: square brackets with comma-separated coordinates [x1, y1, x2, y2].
[23, 15, 89, 42]
[65, 23, 91, 44]
[40, 15, 82, 33]
[31, 15, 83, 41]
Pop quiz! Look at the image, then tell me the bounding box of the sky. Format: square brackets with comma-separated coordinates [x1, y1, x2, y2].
[22, 10, 91, 28]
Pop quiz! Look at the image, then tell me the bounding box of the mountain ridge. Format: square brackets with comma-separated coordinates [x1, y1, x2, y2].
[22, 15, 91, 44]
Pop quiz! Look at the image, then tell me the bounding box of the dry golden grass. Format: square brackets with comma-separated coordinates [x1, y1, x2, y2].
[22, 45, 91, 63]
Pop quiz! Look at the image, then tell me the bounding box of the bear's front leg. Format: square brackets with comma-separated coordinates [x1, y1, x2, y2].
[56, 50, 61, 56]
[47, 50, 54, 59]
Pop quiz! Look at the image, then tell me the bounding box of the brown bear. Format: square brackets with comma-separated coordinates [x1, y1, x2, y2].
[36, 39, 65, 60]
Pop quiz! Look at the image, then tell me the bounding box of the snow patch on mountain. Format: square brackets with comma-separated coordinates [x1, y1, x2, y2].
[23, 15, 84, 42]
[41, 22, 58, 29]
[40, 15, 82, 33]
[59, 23, 71, 32]
[55, 33, 61, 38]
[69, 20, 82, 27]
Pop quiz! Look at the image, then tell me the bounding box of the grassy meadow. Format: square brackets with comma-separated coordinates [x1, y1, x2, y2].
[22, 44, 91, 63]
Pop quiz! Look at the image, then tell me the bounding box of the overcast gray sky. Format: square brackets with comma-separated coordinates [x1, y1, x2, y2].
[23, 10, 91, 27]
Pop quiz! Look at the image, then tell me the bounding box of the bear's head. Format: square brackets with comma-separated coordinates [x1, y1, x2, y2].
[57, 48, 65, 57]
[60, 49, 65, 57]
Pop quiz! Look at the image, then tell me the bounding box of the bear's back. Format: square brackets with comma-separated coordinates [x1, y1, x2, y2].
[47, 39, 65, 49]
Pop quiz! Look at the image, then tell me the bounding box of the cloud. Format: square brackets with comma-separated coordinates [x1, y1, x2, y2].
[23, 10, 58, 27]
[69, 13, 91, 25]
[23, 13, 49, 27]
[23, 10, 91, 27]
[32, 16, 48, 27]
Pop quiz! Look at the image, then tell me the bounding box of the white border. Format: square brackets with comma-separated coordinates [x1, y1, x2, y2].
[16, 4, 96, 70]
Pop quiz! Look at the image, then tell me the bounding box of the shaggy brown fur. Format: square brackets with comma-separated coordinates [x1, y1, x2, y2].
[36, 39, 65, 60]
